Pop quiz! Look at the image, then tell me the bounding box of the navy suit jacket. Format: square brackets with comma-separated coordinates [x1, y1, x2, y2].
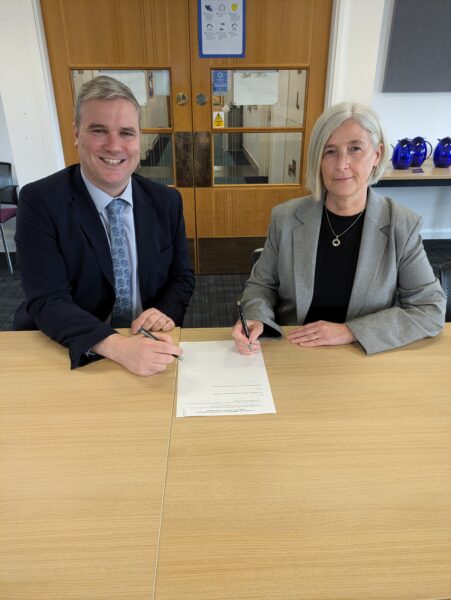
[14, 165, 195, 368]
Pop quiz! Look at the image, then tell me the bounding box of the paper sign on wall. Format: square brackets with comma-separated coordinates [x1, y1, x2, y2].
[198, 0, 245, 58]
[212, 70, 229, 94]
[233, 71, 279, 105]
[213, 111, 225, 128]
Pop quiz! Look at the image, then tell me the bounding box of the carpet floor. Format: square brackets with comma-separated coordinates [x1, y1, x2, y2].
[0, 255, 248, 331]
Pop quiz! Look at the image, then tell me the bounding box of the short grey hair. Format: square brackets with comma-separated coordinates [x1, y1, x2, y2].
[74, 75, 141, 128]
[306, 102, 389, 201]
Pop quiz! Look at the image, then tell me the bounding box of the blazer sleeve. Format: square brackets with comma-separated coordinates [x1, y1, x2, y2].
[15, 184, 117, 369]
[346, 216, 446, 354]
[240, 210, 283, 336]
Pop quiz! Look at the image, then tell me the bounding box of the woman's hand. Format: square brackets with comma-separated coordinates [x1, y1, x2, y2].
[286, 321, 356, 347]
[131, 308, 175, 333]
[232, 319, 264, 355]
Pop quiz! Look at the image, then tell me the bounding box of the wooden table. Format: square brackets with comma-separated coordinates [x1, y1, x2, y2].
[156, 327, 451, 600]
[1, 326, 451, 599]
[0, 329, 180, 600]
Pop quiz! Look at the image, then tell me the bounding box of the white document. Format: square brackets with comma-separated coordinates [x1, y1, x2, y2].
[176, 341, 276, 418]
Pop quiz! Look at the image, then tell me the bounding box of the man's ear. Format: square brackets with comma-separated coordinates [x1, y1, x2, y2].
[73, 122, 79, 147]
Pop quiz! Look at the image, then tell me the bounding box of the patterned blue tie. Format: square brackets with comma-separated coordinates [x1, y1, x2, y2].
[107, 198, 133, 328]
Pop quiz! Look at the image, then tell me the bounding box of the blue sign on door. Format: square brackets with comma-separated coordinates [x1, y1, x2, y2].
[212, 70, 229, 94]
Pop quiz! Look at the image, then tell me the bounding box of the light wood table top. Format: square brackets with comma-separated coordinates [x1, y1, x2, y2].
[155, 326, 451, 600]
[2, 327, 451, 599]
[0, 329, 180, 600]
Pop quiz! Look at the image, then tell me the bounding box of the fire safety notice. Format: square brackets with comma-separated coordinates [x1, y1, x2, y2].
[198, 0, 245, 57]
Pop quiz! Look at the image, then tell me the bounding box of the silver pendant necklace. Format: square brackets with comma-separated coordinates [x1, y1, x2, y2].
[325, 206, 364, 247]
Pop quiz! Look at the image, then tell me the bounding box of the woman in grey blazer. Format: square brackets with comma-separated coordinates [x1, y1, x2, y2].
[232, 102, 446, 355]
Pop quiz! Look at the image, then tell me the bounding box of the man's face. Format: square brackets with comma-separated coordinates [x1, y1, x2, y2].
[73, 98, 141, 197]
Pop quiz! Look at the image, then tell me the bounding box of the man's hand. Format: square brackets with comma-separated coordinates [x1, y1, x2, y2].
[231, 319, 264, 355]
[131, 308, 175, 333]
[286, 321, 356, 347]
[92, 332, 182, 376]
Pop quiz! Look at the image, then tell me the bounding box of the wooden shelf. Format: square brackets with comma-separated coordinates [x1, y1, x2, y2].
[377, 159, 451, 187]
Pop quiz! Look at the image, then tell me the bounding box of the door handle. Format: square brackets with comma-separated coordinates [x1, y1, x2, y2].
[195, 92, 208, 106]
[176, 92, 188, 106]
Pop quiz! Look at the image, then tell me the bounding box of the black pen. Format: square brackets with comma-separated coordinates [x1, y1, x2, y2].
[237, 301, 253, 351]
[137, 326, 184, 361]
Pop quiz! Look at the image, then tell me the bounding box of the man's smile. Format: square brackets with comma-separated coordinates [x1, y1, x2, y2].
[100, 157, 125, 165]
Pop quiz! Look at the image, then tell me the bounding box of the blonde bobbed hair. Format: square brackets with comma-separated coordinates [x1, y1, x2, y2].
[306, 102, 389, 201]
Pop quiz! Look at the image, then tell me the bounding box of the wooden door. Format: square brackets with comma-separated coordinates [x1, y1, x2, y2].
[40, 0, 332, 273]
[188, 0, 332, 272]
[40, 0, 196, 264]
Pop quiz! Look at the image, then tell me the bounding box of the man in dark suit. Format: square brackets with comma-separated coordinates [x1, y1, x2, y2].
[14, 76, 194, 375]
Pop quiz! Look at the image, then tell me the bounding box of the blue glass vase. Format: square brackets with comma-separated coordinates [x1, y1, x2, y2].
[411, 136, 432, 167]
[433, 137, 451, 168]
[391, 138, 414, 169]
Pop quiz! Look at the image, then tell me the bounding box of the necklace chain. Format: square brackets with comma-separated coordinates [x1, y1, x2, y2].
[325, 206, 364, 247]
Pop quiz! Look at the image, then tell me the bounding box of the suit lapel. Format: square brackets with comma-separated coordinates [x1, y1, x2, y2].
[347, 189, 390, 319]
[132, 178, 157, 293]
[70, 167, 114, 286]
[292, 198, 323, 322]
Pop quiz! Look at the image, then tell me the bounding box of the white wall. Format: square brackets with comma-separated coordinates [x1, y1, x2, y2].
[0, 0, 64, 184]
[372, 0, 451, 239]
[0, 95, 17, 255]
[372, 0, 451, 146]
[0, 96, 14, 167]
[326, 0, 451, 238]
[0, 0, 65, 252]
[326, 0, 385, 106]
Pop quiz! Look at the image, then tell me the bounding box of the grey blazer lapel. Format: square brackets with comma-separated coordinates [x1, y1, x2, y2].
[292, 199, 323, 322]
[347, 189, 391, 319]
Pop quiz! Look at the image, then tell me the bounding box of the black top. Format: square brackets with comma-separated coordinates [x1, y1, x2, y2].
[304, 207, 365, 324]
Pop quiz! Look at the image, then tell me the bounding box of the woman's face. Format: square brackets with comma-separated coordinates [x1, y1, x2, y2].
[320, 118, 381, 206]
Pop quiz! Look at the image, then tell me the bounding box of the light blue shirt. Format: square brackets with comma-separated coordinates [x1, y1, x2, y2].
[81, 170, 143, 321]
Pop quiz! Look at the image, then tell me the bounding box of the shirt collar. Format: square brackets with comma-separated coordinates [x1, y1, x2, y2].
[80, 168, 133, 214]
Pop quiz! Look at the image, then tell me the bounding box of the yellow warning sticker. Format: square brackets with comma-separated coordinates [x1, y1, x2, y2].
[213, 111, 225, 128]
